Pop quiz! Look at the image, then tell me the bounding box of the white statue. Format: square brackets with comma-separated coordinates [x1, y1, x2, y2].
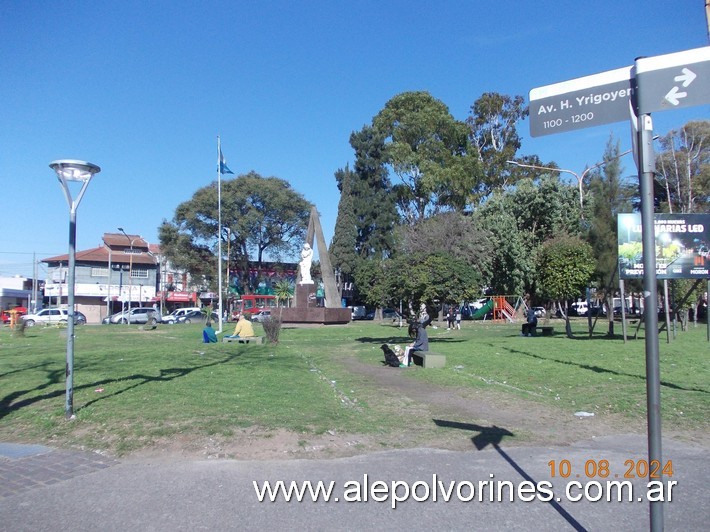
[299, 243, 314, 284]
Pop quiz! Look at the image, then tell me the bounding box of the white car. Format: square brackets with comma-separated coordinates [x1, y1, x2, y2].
[160, 307, 202, 324]
[22, 309, 87, 327]
[250, 310, 272, 322]
[104, 307, 159, 324]
[571, 301, 588, 316]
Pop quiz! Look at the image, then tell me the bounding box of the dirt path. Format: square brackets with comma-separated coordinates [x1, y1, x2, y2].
[340, 355, 646, 446]
[136, 354, 684, 462]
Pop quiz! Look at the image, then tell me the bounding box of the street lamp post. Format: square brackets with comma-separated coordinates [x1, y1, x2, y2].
[117, 227, 136, 324]
[506, 151, 632, 218]
[50, 159, 101, 420]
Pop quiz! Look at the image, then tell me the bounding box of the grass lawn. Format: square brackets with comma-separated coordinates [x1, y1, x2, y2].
[0, 317, 707, 456]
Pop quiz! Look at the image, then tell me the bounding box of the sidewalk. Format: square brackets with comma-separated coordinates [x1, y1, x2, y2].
[1, 435, 707, 530]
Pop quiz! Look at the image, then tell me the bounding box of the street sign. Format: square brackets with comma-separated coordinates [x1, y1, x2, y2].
[529, 66, 633, 137]
[636, 46, 710, 114]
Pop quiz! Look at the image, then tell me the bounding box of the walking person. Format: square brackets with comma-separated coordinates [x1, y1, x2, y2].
[446, 307, 454, 330]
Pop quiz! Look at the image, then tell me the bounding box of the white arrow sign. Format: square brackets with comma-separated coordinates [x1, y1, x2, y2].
[674, 67, 696, 87]
[636, 46, 710, 114]
[664, 86, 688, 106]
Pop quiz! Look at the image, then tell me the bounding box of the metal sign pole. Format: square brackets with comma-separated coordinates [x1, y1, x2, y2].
[635, 106, 663, 531]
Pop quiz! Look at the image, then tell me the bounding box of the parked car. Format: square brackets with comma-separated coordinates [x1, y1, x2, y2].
[350, 305, 367, 320]
[159, 307, 202, 324]
[23, 308, 86, 326]
[176, 309, 218, 324]
[532, 307, 546, 318]
[570, 301, 588, 316]
[1, 306, 27, 324]
[250, 310, 272, 322]
[103, 307, 159, 324]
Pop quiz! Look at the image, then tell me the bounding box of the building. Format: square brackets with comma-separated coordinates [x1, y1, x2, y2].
[42, 233, 159, 324]
[150, 243, 201, 310]
[0, 276, 38, 312]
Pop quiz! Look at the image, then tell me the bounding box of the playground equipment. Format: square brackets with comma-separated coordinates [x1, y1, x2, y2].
[493, 296, 517, 322]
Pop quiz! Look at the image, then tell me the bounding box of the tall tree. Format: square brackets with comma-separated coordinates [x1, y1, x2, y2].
[397, 212, 494, 289]
[655, 120, 710, 213]
[586, 136, 636, 335]
[474, 175, 581, 297]
[159, 171, 311, 292]
[354, 252, 481, 316]
[466, 92, 530, 202]
[372, 91, 480, 223]
[475, 205, 530, 296]
[330, 165, 359, 277]
[536, 235, 596, 338]
[347, 125, 398, 259]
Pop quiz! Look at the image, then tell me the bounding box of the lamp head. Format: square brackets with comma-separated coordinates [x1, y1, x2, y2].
[50, 159, 101, 182]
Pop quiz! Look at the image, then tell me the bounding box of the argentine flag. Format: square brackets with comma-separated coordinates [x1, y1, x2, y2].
[219, 147, 234, 174]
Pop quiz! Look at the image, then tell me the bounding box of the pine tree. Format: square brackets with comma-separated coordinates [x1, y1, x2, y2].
[349, 125, 398, 259]
[330, 165, 359, 276]
[587, 136, 636, 335]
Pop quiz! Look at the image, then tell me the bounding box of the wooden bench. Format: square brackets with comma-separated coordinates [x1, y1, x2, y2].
[222, 336, 264, 344]
[410, 351, 446, 368]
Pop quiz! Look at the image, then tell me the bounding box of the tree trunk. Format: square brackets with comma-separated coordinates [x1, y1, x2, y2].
[558, 300, 574, 338]
[606, 293, 614, 337]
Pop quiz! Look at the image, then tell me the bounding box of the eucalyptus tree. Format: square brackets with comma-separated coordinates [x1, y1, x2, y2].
[655, 120, 710, 213]
[466, 92, 531, 202]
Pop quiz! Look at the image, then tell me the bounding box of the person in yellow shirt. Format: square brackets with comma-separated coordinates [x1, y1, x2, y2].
[230, 313, 255, 338]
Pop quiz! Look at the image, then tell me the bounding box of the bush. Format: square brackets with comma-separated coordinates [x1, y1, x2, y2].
[261, 316, 282, 344]
[13, 318, 26, 338]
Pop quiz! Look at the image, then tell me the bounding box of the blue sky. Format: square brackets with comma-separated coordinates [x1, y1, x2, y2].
[1, 0, 708, 278]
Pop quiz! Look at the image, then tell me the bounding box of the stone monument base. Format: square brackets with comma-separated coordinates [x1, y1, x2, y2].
[278, 283, 351, 324]
[279, 307, 351, 324]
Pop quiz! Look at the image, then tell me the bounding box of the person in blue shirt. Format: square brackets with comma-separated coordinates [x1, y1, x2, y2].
[202, 321, 218, 343]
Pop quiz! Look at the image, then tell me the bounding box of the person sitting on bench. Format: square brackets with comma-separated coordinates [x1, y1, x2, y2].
[202, 321, 218, 343]
[521, 309, 538, 337]
[404, 320, 429, 366]
[226, 313, 254, 338]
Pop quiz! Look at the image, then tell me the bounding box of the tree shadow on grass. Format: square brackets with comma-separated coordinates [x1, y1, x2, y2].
[0, 352, 245, 421]
[433, 419, 586, 531]
[490, 343, 708, 394]
[0, 360, 53, 380]
[355, 336, 467, 345]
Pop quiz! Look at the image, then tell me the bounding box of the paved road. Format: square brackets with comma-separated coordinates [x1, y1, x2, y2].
[1, 434, 707, 531]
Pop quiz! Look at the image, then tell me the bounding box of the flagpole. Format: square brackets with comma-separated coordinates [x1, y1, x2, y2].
[217, 135, 224, 334]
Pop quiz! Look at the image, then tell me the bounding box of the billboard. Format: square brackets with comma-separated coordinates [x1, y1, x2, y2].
[618, 213, 710, 280]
